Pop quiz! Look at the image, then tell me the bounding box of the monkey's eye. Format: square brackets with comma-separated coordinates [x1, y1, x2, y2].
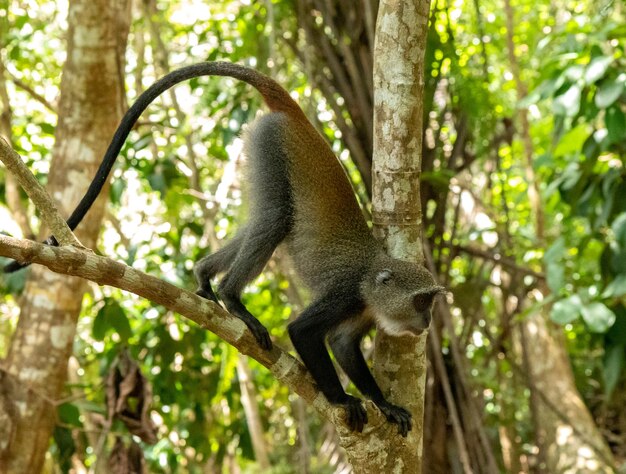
[376, 269, 393, 285]
[413, 293, 434, 311]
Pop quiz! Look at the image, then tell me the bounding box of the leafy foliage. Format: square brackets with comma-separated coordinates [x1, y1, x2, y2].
[2, 0, 626, 471]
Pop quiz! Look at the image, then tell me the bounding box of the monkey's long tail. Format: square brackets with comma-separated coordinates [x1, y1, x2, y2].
[4, 62, 305, 273]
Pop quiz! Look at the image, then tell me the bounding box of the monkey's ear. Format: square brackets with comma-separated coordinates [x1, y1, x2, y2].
[376, 269, 393, 285]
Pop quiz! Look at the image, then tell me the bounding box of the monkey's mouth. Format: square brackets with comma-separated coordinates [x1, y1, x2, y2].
[381, 325, 426, 338]
[405, 319, 430, 335]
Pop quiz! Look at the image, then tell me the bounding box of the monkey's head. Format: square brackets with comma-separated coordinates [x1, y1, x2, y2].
[361, 255, 445, 336]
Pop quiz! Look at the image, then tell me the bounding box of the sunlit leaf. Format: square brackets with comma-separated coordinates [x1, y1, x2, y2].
[581, 302, 616, 333]
[553, 124, 589, 157]
[39, 122, 56, 135]
[550, 295, 582, 325]
[595, 75, 625, 109]
[546, 262, 565, 293]
[553, 83, 581, 117]
[584, 56, 613, 84]
[603, 274, 626, 298]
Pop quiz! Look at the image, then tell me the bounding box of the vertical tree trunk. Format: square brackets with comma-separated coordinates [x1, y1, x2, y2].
[370, 0, 431, 471]
[0, 1, 130, 471]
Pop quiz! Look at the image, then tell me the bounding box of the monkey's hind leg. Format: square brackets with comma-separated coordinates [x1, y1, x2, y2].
[194, 231, 246, 302]
[217, 212, 290, 350]
[288, 293, 369, 432]
[328, 331, 412, 436]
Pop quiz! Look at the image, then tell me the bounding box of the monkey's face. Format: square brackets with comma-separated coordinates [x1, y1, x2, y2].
[362, 258, 445, 336]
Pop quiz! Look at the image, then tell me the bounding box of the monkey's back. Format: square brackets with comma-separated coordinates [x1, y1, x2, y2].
[244, 112, 377, 294]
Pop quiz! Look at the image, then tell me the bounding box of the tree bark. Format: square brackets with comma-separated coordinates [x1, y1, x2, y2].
[0, 0, 130, 471]
[349, 0, 431, 472]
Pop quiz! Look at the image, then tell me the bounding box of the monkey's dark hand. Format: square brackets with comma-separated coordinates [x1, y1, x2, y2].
[246, 320, 272, 350]
[376, 400, 412, 437]
[341, 395, 368, 433]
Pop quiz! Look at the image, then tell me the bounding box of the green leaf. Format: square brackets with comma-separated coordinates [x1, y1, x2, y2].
[52, 426, 76, 474]
[553, 83, 581, 117]
[546, 262, 565, 293]
[603, 274, 626, 298]
[584, 56, 613, 84]
[559, 163, 582, 191]
[92, 300, 132, 341]
[603, 343, 624, 398]
[605, 106, 626, 144]
[565, 64, 585, 82]
[612, 213, 626, 247]
[58, 403, 82, 427]
[581, 302, 616, 333]
[595, 75, 625, 109]
[553, 124, 589, 157]
[544, 237, 566, 264]
[39, 122, 55, 135]
[3, 267, 27, 294]
[92, 307, 108, 341]
[105, 301, 132, 342]
[550, 295, 582, 325]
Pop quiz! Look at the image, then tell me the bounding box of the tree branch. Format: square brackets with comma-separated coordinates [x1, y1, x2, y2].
[0, 233, 316, 390]
[8, 75, 57, 113]
[0, 235, 391, 438]
[0, 138, 81, 247]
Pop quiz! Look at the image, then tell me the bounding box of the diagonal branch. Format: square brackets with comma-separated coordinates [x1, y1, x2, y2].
[0, 234, 395, 441]
[0, 138, 81, 247]
[0, 234, 316, 397]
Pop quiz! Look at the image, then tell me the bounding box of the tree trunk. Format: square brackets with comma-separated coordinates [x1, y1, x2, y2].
[342, 0, 431, 471]
[520, 318, 615, 472]
[0, 0, 130, 471]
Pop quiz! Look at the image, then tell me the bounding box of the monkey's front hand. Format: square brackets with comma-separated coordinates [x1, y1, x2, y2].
[342, 395, 368, 433]
[376, 400, 412, 437]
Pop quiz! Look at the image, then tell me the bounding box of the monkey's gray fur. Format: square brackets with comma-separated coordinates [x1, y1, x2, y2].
[5, 62, 444, 436]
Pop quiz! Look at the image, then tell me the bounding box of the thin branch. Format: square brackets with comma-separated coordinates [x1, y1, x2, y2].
[455, 244, 545, 280]
[9, 75, 57, 113]
[0, 138, 81, 247]
[0, 60, 34, 238]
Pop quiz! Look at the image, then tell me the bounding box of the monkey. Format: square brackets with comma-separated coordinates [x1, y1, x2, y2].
[4, 62, 445, 436]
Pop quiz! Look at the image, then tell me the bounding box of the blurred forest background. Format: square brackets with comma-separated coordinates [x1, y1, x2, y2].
[0, 0, 625, 472]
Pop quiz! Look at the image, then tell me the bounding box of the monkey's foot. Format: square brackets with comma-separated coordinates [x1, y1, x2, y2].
[196, 286, 219, 303]
[342, 395, 367, 433]
[244, 320, 272, 350]
[376, 400, 412, 437]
